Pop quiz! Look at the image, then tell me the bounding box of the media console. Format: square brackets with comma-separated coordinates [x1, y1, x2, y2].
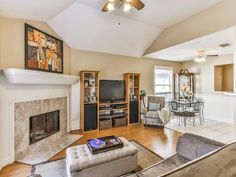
[80, 70, 140, 132]
[99, 102, 128, 130]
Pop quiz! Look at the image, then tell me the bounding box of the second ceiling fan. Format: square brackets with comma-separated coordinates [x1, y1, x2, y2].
[102, 0, 145, 12]
[194, 50, 219, 63]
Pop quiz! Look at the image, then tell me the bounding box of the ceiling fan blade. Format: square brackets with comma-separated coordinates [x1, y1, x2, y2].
[102, 1, 110, 12]
[207, 55, 219, 57]
[131, 0, 145, 10]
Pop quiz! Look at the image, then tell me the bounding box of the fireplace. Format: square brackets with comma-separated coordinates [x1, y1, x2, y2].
[29, 110, 60, 144]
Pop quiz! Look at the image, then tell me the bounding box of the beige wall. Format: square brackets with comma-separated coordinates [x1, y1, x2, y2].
[0, 17, 181, 94]
[222, 64, 234, 92]
[214, 64, 234, 92]
[71, 49, 181, 94]
[181, 54, 233, 94]
[0, 17, 71, 74]
[180, 55, 236, 124]
[146, 0, 236, 54]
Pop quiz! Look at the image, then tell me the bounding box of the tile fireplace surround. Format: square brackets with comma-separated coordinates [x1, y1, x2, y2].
[14, 97, 81, 165]
[0, 68, 81, 168]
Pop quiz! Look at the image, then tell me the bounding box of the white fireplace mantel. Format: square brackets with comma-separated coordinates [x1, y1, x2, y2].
[1, 68, 79, 85]
[0, 68, 81, 170]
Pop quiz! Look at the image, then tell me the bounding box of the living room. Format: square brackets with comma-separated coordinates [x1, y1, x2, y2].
[1, 0, 236, 177]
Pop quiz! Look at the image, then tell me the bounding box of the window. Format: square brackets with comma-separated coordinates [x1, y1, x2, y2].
[154, 66, 173, 100]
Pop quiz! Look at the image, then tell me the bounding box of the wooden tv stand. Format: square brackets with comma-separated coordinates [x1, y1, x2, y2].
[98, 101, 128, 130]
[80, 70, 140, 132]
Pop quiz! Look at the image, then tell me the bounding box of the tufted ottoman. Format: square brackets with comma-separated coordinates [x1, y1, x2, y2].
[66, 137, 138, 177]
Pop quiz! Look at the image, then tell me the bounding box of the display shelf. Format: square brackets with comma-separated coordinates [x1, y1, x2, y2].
[99, 102, 128, 106]
[123, 73, 140, 124]
[84, 102, 97, 105]
[99, 108, 128, 112]
[99, 113, 127, 119]
[80, 70, 100, 132]
[84, 87, 98, 89]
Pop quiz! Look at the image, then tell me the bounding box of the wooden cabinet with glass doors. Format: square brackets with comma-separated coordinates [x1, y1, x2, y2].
[174, 69, 194, 100]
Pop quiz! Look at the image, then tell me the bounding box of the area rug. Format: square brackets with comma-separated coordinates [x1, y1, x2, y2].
[130, 140, 163, 169]
[31, 140, 163, 177]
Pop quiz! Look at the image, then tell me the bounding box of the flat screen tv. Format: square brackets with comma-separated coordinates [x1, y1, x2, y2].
[99, 80, 125, 102]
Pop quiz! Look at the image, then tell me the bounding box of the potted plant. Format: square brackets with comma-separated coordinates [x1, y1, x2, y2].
[140, 90, 147, 100]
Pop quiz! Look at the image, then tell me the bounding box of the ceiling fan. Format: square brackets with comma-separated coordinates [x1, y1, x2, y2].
[102, 0, 145, 12]
[194, 50, 219, 63]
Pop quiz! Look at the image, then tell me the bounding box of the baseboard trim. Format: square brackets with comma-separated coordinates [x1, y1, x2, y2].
[69, 129, 82, 134]
[0, 156, 13, 171]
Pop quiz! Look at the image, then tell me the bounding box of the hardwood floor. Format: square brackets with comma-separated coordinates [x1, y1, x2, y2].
[0, 125, 182, 177]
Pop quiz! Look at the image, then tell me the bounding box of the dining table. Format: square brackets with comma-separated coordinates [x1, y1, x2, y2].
[168, 99, 204, 127]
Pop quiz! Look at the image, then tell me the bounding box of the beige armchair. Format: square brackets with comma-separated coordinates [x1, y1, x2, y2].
[144, 96, 166, 127]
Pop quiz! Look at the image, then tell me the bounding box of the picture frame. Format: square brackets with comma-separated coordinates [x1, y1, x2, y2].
[25, 23, 63, 74]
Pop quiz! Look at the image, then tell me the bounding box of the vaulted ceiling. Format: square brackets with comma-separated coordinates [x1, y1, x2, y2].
[0, 0, 222, 58]
[145, 27, 235, 61]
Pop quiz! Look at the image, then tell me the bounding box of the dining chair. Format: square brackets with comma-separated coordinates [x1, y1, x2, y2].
[169, 101, 182, 126]
[193, 98, 205, 124]
[186, 101, 202, 126]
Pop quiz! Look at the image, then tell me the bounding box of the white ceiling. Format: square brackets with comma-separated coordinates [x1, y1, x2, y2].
[0, 0, 223, 57]
[75, 0, 222, 28]
[48, 2, 162, 57]
[145, 27, 235, 62]
[0, 0, 75, 21]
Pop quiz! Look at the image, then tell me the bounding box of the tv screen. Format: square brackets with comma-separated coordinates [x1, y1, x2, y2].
[99, 80, 125, 102]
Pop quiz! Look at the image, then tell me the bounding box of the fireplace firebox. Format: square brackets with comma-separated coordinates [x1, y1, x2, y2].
[29, 110, 60, 144]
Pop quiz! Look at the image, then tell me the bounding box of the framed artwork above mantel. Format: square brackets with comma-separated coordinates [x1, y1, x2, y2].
[25, 23, 63, 74]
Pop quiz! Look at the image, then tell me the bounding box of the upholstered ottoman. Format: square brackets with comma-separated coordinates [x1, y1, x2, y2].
[66, 137, 138, 177]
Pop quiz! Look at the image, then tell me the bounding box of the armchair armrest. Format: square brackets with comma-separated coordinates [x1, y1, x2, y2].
[143, 107, 148, 114]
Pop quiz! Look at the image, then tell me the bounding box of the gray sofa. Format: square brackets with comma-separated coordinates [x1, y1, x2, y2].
[124, 133, 226, 177]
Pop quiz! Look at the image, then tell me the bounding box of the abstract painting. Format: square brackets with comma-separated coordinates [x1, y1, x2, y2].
[25, 24, 63, 73]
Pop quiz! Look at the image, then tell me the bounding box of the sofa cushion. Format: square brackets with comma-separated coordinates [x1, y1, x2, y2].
[66, 137, 137, 173]
[135, 134, 226, 177]
[176, 134, 224, 161]
[162, 142, 236, 177]
[136, 154, 190, 177]
[120, 173, 137, 177]
[176, 136, 198, 160]
[197, 142, 220, 157]
[183, 133, 225, 147]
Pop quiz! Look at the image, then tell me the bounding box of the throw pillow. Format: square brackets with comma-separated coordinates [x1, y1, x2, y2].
[148, 102, 161, 111]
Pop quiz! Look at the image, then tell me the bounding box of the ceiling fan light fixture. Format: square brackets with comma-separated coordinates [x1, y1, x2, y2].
[124, 3, 132, 12]
[194, 57, 200, 63]
[194, 50, 207, 63]
[194, 57, 206, 63]
[201, 57, 206, 62]
[102, 0, 144, 12]
[107, 2, 115, 12]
